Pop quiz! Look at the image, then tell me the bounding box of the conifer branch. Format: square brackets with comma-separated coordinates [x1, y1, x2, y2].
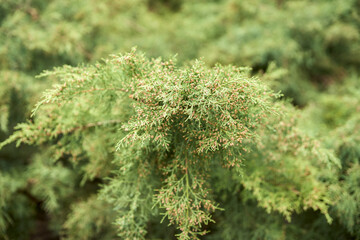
[1, 50, 342, 239]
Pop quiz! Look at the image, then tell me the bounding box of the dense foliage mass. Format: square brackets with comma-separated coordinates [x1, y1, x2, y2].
[0, 0, 359, 239]
[0, 50, 338, 239]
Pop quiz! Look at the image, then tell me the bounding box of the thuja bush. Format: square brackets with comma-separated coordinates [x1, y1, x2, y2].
[1, 51, 338, 239]
[1, 1, 359, 238]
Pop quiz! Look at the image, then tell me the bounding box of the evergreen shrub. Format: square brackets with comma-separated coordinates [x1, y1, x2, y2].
[1, 50, 338, 239]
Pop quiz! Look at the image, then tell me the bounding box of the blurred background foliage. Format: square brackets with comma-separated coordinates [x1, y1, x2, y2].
[0, 0, 359, 239]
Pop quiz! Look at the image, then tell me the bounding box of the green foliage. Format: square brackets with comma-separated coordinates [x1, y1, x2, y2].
[1, 51, 339, 239]
[1, 0, 359, 102]
[63, 196, 117, 240]
[299, 75, 360, 239]
[1, 0, 360, 239]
